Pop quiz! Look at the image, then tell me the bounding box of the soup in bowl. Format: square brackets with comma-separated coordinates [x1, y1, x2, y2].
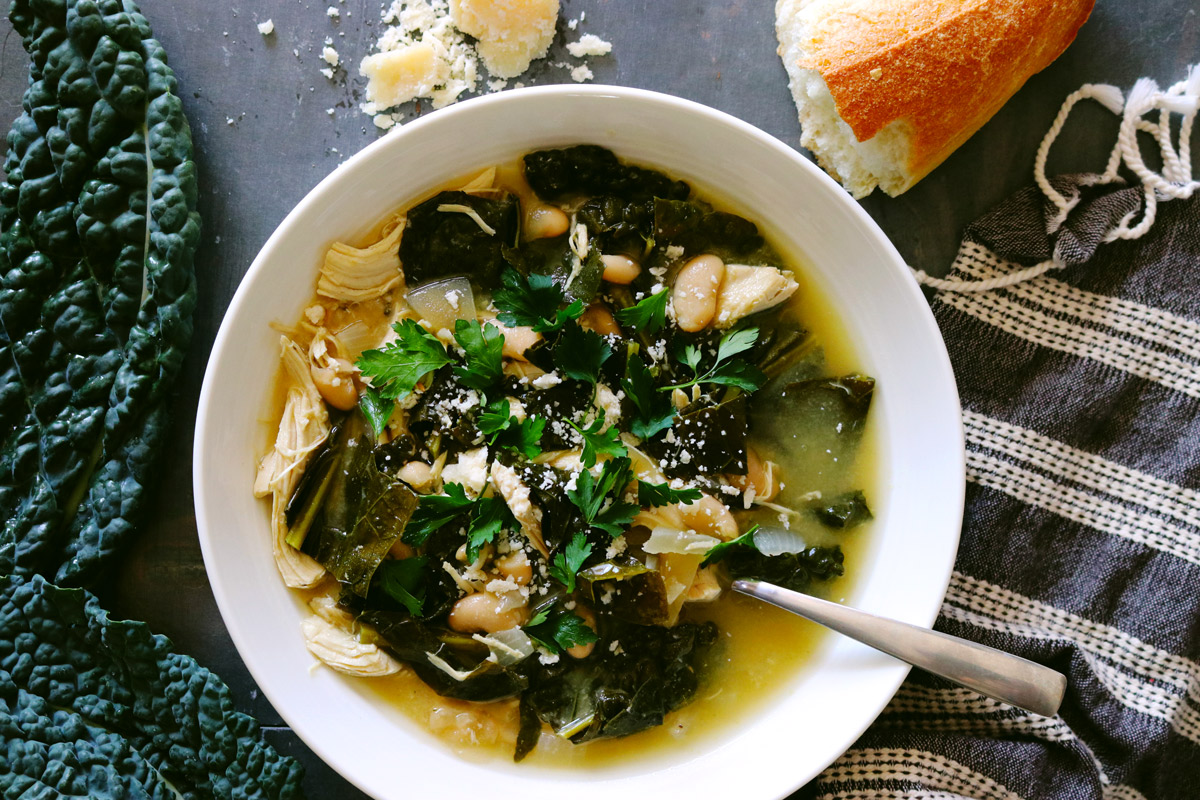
[194, 85, 963, 800]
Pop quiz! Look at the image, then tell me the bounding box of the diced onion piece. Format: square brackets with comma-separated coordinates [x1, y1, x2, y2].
[474, 629, 535, 666]
[407, 277, 476, 331]
[752, 526, 809, 556]
[642, 526, 720, 556]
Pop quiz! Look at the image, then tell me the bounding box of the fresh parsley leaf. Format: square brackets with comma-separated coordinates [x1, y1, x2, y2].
[550, 612, 599, 651]
[452, 319, 505, 391]
[663, 327, 766, 394]
[359, 386, 395, 437]
[479, 398, 546, 459]
[374, 556, 428, 617]
[356, 320, 453, 432]
[620, 351, 675, 440]
[700, 524, 761, 567]
[403, 483, 474, 546]
[569, 417, 627, 468]
[525, 607, 599, 653]
[567, 457, 639, 536]
[498, 416, 546, 459]
[478, 397, 514, 437]
[493, 268, 585, 334]
[637, 480, 702, 507]
[615, 290, 668, 335]
[467, 495, 514, 562]
[554, 322, 612, 385]
[549, 532, 593, 593]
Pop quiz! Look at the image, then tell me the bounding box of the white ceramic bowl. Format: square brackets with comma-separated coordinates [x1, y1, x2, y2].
[195, 85, 964, 800]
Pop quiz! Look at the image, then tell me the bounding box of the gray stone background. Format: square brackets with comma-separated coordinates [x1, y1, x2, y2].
[0, 0, 1194, 796]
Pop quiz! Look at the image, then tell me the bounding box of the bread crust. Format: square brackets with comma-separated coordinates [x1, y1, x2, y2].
[783, 0, 1094, 193]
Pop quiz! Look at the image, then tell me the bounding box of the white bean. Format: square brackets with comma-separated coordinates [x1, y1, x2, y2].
[495, 551, 532, 586]
[525, 204, 569, 240]
[397, 461, 434, 492]
[311, 362, 358, 411]
[448, 592, 527, 633]
[580, 303, 621, 336]
[601, 254, 641, 284]
[672, 254, 724, 332]
[567, 606, 597, 659]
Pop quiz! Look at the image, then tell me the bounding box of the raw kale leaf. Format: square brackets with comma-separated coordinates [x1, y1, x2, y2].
[812, 490, 873, 529]
[299, 412, 419, 596]
[0, 0, 202, 585]
[523, 145, 690, 203]
[399, 190, 518, 287]
[0, 574, 304, 799]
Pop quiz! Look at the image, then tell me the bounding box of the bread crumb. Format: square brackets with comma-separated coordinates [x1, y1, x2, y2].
[870, 67, 882, 80]
[257, 19, 274, 35]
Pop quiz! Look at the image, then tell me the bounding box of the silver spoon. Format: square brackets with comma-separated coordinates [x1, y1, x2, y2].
[732, 579, 1067, 717]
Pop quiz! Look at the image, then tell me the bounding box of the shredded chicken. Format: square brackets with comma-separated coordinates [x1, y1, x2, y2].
[255, 337, 329, 588]
[712, 265, 799, 328]
[318, 215, 404, 302]
[301, 614, 403, 677]
[489, 461, 548, 558]
[686, 566, 722, 603]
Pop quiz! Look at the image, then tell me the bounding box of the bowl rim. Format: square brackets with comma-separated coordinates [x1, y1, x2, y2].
[194, 83, 965, 800]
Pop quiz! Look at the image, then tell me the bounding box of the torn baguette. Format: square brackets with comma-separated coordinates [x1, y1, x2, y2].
[775, 0, 1095, 198]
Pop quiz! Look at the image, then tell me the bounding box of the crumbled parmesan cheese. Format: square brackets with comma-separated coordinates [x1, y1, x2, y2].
[257, 19, 275, 35]
[357, 0, 613, 127]
[566, 33, 612, 58]
[320, 68, 335, 80]
[531, 371, 562, 390]
[322, 46, 340, 67]
[327, 6, 341, 18]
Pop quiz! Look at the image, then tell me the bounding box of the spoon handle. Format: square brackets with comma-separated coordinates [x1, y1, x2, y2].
[732, 579, 1067, 717]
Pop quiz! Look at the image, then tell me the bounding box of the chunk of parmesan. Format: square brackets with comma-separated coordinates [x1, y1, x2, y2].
[361, 41, 452, 109]
[257, 19, 275, 35]
[449, 0, 559, 78]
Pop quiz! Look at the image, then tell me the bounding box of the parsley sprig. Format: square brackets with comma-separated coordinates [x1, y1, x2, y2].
[402, 482, 516, 561]
[548, 532, 593, 593]
[479, 398, 545, 459]
[620, 351, 675, 440]
[615, 289, 668, 335]
[567, 457, 639, 537]
[663, 327, 766, 393]
[525, 604, 599, 653]
[452, 319, 505, 391]
[493, 268, 584, 334]
[700, 524, 761, 567]
[554, 322, 612, 385]
[356, 319, 453, 434]
[637, 480, 702, 507]
[567, 416, 627, 468]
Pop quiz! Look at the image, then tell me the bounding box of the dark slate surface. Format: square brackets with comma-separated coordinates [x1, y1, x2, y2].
[0, 1, 1193, 796]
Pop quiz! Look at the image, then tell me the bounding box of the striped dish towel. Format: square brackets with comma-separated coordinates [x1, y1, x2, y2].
[802, 77, 1200, 800]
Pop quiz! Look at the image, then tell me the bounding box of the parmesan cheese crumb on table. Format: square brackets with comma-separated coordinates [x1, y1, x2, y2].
[257, 19, 274, 35]
[322, 46, 340, 68]
[566, 33, 612, 58]
[355, 0, 614, 129]
[327, 6, 340, 18]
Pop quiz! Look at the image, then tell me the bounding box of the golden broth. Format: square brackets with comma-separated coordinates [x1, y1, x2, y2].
[265, 154, 881, 766]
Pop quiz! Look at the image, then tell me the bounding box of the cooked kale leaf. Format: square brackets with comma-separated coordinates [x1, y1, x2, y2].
[653, 198, 772, 262]
[812, 490, 873, 529]
[0, 574, 304, 799]
[0, 0, 202, 585]
[399, 190, 518, 287]
[722, 545, 845, 593]
[299, 412, 419, 596]
[523, 145, 690, 203]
